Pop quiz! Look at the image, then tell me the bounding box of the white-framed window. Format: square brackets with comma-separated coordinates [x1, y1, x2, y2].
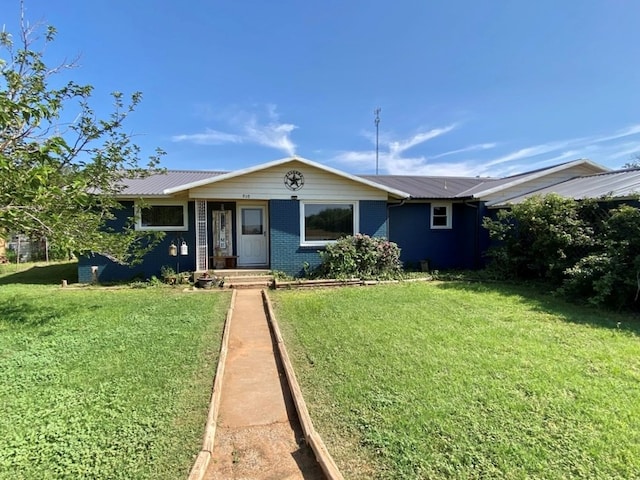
[300, 201, 359, 246]
[431, 203, 452, 229]
[135, 201, 188, 231]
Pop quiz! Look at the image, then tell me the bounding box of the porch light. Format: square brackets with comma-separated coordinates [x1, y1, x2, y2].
[180, 241, 188, 256]
[168, 241, 178, 256]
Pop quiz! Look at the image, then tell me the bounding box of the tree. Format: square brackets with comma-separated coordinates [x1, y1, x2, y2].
[0, 5, 164, 264]
[623, 153, 640, 169]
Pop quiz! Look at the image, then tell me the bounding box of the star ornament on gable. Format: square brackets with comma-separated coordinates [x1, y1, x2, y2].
[284, 170, 305, 191]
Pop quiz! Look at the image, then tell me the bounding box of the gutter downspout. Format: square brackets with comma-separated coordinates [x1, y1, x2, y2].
[386, 198, 407, 239]
[464, 199, 480, 269]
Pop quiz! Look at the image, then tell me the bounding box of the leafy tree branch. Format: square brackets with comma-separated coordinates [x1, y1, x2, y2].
[1, 3, 164, 264]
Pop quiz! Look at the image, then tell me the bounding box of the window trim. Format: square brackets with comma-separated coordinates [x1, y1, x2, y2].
[430, 202, 452, 229]
[135, 201, 188, 231]
[299, 200, 359, 246]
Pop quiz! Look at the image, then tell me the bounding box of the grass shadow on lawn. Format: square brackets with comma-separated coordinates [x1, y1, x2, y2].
[0, 262, 78, 285]
[0, 296, 81, 327]
[433, 280, 640, 337]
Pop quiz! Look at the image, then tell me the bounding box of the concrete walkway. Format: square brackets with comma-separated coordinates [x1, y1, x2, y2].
[204, 289, 324, 479]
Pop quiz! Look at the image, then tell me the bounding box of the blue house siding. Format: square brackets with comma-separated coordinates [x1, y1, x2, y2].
[78, 201, 198, 283]
[360, 200, 388, 238]
[388, 201, 484, 270]
[269, 199, 391, 277]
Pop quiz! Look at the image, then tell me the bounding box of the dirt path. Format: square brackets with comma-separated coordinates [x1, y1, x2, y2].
[204, 289, 324, 480]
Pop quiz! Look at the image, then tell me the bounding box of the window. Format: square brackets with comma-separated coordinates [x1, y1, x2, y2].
[431, 203, 452, 229]
[300, 201, 358, 245]
[136, 202, 188, 231]
[241, 208, 263, 235]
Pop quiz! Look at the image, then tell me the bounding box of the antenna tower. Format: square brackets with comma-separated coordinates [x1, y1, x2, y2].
[374, 107, 381, 175]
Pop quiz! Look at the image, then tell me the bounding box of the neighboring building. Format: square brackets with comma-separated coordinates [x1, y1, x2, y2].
[7, 234, 33, 262]
[78, 156, 614, 283]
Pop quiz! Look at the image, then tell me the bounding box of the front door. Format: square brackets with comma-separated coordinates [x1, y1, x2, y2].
[237, 205, 268, 267]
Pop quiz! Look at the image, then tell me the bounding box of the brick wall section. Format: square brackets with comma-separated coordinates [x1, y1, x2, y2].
[269, 199, 390, 277]
[269, 200, 320, 276]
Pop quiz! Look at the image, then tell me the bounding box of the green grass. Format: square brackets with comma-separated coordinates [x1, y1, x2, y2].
[0, 261, 78, 284]
[271, 282, 640, 479]
[0, 276, 230, 479]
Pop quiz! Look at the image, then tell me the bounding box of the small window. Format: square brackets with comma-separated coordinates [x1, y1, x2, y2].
[136, 202, 188, 231]
[300, 201, 358, 245]
[431, 203, 452, 229]
[241, 208, 264, 235]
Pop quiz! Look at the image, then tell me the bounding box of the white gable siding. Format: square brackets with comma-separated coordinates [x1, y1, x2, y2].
[188, 160, 388, 201]
[482, 164, 604, 204]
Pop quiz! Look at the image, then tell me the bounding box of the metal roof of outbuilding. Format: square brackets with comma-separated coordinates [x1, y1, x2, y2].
[491, 168, 640, 206]
[359, 175, 492, 199]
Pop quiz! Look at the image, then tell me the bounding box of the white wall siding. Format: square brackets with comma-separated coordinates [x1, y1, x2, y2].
[188, 161, 388, 201]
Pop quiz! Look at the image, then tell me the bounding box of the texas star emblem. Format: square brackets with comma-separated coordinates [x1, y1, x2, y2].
[284, 170, 304, 191]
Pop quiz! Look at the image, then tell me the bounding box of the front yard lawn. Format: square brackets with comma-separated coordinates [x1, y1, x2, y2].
[272, 282, 640, 479]
[0, 282, 229, 479]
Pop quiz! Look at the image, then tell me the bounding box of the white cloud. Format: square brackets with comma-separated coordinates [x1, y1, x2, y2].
[389, 125, 457, 155]
[172, 104, 297, 156]
[432, 143, 497, 159]
[332, 150, 377, 167]
[592, 124, 640, 143]
[605, 142, 640, 160]
[332, 120, 640, 177]
[171, 129, 242, 145]
[483, 142, 571, 168]
[333, 124, 458, 174]
[480, 124, 640, 174]
[243, 116, 297, 155]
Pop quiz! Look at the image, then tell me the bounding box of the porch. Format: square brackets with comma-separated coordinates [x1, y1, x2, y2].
[193, 200, 269, 272]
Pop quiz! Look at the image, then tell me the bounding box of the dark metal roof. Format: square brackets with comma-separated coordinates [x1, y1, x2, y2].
[360, 175, 493, 199]
[492, 168, 640, 206]
[118, 170, 227, 196]
[456, 172, 535, 197]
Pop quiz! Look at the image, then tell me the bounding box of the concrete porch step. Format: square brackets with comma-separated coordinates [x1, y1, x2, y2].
[211, 269, 271, 277]
[209, 269, 274, 289]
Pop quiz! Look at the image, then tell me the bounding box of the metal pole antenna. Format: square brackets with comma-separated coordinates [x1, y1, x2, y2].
[374, 107, 381, 175]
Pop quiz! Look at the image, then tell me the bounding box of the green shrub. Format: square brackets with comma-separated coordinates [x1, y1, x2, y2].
[482, 194, 594, 283]
[562, 204, 640, 308]
[315, 234, 401, 279]
[484, 194, 640, 308]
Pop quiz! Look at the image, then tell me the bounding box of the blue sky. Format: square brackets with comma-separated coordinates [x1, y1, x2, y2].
[6, 1, 640, 177]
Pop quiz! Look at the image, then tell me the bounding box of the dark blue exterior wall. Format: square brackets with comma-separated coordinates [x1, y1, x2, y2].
[360, 200, 388, 238]
[269, 199, 390, 277]
[388, 201, 487, 270]
[82, 196, 489, 282]
[78, 201, 197, 283]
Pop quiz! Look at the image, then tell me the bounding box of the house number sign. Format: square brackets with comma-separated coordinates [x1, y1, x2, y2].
[284, 170, 304, 191]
